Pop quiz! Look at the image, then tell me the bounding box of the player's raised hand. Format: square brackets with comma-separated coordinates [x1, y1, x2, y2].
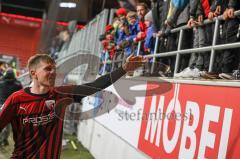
[123, 54, 147, 72]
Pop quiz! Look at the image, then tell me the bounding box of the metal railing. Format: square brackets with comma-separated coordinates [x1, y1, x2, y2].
[18, 9, 240, 85]
[58, 9, 109, 59]
[101, 10, 240, 76]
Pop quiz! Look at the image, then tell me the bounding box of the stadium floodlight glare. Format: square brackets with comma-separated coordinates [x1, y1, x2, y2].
[59, 2, 77, 8]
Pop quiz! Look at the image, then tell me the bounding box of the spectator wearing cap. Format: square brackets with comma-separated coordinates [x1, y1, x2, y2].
[116, 8, 128, 23]
[115, 8, 128, 46]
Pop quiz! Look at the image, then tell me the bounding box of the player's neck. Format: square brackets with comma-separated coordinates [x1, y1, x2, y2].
[30, 83, 50, 95]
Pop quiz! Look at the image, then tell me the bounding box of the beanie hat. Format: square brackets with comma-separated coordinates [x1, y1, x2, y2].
[116, 8, 127, 16]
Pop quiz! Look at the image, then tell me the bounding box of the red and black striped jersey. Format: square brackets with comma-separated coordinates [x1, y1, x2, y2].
[0, 88, 70, 159]
[0, 67, 126, 159]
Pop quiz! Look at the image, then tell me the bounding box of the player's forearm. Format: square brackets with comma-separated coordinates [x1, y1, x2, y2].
[73, 67, 126, 97]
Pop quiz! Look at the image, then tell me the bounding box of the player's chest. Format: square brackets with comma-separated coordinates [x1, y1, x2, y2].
[17, 99, 56, 115]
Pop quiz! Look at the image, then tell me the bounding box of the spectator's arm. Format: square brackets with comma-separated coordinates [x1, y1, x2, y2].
[55, 67, 126, 102]
[126, 34, 137, 42]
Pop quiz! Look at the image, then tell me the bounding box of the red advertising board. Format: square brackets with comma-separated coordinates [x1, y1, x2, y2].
[138, 83, 240, 159]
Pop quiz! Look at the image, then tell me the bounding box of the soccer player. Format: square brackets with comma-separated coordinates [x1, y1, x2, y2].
[0, 54, 146, 159]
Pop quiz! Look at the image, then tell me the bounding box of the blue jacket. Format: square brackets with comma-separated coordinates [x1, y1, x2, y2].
[127, 20, 141, 42]
[144, 25, 157, 54]
[144, 25, 158, 63]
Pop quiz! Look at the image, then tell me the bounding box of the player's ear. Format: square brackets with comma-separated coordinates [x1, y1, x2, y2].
[29, 69, 37, 79]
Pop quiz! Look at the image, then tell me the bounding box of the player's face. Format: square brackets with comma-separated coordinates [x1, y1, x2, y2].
[34, 61, 56, 87]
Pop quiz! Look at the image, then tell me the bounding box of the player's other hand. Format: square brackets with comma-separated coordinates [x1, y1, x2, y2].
[123, 54, 147, 72]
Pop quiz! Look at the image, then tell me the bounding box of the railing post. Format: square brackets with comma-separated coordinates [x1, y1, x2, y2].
[209, 18, 219, 72]
[136, 41, 142, 56]
[151, 36, 159, 74]
[111, 53, 116, 71]
[121, 50, 126, 65]
[93, 16, 100, 55]
[174, 29, 183, 74]
[102, 51, 108, 75]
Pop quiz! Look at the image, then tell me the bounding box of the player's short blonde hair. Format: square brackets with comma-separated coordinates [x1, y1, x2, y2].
[27, 54, 55, 70]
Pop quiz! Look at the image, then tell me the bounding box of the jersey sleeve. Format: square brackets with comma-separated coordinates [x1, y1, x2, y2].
[0, 94, 17, 132]
[54, 67, 126, 103]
